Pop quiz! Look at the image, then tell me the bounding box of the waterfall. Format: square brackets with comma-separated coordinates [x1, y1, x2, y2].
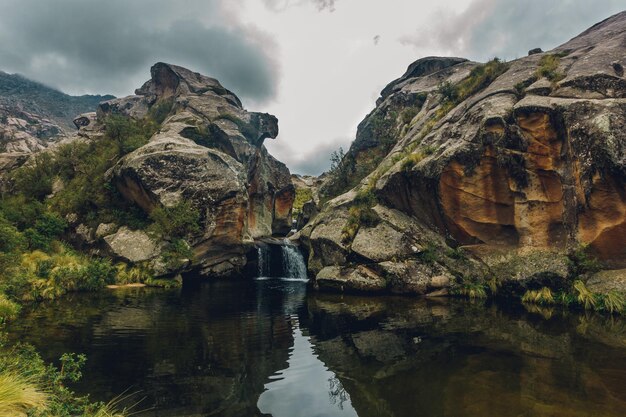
[257, 245, 270, 277]
[280, 241, 307, 280]
[256, 241, 307, 280]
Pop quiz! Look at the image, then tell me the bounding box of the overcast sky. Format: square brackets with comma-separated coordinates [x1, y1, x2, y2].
[0, 0, 624, 174]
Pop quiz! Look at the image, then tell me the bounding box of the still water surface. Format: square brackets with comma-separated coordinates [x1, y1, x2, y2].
[9, 278, 626, 416]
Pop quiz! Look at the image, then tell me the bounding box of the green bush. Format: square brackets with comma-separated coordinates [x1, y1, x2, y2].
[293, 188, 313, 215]
[0, 341, 132, 417]
[0, 293, 20, 323]
[149, 201, 201, 238]
[11, 153, 56, 200]
[536, 54, 565, 82]
[568, 244, 602, 277]
[161, 239, 193, 270]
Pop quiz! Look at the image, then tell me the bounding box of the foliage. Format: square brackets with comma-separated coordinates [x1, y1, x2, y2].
[453, 283, 488, 299]
[522, 287, 556, 305]
[148, 98, 175, 125]
[400, 107, 420, 125]
[418, 243, 439, 265]
[573, 280, 598, 310]
[567, 244, 602, 277]
[601, 291, 625, 314]
[0, 371, 48, 415]
[438, 58, 509, 109]
[0, 340, 132, 417]
[10, 115, 154, 229]
[536, 54, 565, 82]
[114, 263, 152, 285]
[292, 187, 313, 215]
[340, 189, 379, 245]
[11, 152, 56, 200]
[161, 239, 193, 270]
[0, 293, 20, 323]
[401, 152, 425, 171]
[1, 247, 116, 302]
[149, 201, 201, 239]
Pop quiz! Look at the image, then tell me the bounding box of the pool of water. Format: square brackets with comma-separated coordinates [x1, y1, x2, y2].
[8, 278, 626, 417]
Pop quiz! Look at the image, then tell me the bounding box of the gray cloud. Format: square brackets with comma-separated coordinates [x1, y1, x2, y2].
[263, 0, 338, 12]
[0, 0, 279, 102]
[267, 137, 350, 175]
[400, 0, 626, 61]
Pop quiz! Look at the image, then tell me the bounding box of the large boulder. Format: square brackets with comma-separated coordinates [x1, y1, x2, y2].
[307, 11, 626, 293]
[105, 63, 294, 276]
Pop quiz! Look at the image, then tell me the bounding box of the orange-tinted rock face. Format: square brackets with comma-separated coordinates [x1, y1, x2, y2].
[440, 111, 625, 265]
[578, 174, 626, 266]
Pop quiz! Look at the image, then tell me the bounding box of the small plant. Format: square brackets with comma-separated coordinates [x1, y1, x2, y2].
[602, 291, 625, 314]
[418, 243, 439, 265]
[521, 287, 555, 305]
[437, 81, 459, 103]
[0, 294, 20, 323]
[568, 244, 602, 277]
[292, 188, 313, 215]
[149, 201, 201, 239]
[573, 280, 597, 310]
[0, 372, 48, 415]
[536, 54, 565, 82]
[454, 283, 488, 299]
[401, 152, 425, 171]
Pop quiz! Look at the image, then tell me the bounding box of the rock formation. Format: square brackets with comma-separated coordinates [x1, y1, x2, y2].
[302, 12, 626, 293]
[103, 63, 294, 276]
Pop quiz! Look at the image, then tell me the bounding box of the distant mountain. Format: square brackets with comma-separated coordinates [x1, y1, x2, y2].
[0, 71, 114, 131]
[0, 71, 114, 154]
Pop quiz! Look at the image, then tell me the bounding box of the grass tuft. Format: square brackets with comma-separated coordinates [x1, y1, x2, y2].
[0, 372, 48, 416]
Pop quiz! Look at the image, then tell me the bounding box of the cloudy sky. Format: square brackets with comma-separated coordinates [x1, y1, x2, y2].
[0, 0, 624, 174]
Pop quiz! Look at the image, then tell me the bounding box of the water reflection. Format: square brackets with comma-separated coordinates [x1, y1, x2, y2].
[258, 316, 357, 417]
[7, 279, 626, 417]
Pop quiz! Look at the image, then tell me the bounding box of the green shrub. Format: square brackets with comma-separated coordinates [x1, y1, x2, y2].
[11, 153, 56, 200]
[438, 81, 459, 102]
[568, 244, 602, 277]
[293, 188, 313, 215]
[453, 283, 488, 299]
[161, 239, 193, 270]
[149, 201, 201, 238]
[148, 98, 175, 125]
[0, 294, 20, 323]
[536, 54, 565, 82]
[401, 152, 425, 171]
[418, 243, 439, 265]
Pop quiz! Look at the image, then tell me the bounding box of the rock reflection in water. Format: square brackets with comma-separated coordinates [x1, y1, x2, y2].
[304, 293, 626, 417]
[7, 280, 626, 417]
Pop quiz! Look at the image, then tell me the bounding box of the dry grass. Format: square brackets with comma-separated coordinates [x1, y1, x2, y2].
[0, 372, 47, 416]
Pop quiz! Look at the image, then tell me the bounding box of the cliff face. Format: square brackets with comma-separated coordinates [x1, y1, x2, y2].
[304, 12, 626, 293]
[102, 63, 294, 276]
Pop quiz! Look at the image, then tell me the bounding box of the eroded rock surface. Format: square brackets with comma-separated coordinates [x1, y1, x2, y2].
[106, 63, 294, 276]
[306, 11, 626, 293]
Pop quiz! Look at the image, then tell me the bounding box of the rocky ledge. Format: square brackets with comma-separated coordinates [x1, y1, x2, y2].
[301, 11, 626, 295]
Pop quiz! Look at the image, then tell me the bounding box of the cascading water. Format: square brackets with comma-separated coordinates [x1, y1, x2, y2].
[257, 245, 271, 277]
[280, 241, 307, 280]
[256, 240, 308, 280]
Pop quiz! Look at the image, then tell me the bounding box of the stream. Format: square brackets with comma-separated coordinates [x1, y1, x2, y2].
[7, 271, 626, 416]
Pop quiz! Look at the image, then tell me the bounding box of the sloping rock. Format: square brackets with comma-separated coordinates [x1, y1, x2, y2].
[105, 63, 294, 276]
[307, 11, 626, 293]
